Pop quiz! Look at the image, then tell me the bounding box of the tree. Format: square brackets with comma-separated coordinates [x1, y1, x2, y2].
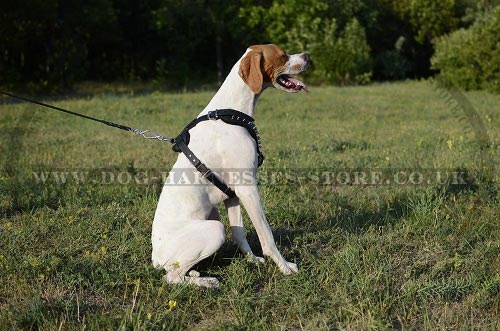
[0, 0, 119, 91]
[409, 0, 457, 43]
[431, 5, 499, 91]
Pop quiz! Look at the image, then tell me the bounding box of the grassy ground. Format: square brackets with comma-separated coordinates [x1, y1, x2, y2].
[0, 81, 498, 330]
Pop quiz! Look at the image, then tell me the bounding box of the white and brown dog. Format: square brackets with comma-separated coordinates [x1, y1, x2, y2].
[152, 44, 311, 287]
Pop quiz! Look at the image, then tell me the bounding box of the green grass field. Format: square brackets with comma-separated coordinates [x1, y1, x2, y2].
[0, 81, 498, 330]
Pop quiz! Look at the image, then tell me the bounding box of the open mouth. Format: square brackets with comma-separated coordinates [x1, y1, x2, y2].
[275, 75, 309, 93]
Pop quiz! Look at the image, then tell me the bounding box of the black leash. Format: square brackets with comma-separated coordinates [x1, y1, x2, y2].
[0, 91, 265, 200]
[0, 90, 174, 142]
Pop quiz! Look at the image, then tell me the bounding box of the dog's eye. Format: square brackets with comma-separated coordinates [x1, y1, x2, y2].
[282, 54, 289, 59]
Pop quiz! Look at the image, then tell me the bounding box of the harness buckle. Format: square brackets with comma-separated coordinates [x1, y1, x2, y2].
[207, 110, 219, 120]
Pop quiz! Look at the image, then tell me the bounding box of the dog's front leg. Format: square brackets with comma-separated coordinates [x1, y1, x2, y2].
[224, 198, 265, 264]
[237, 185, 298, 275]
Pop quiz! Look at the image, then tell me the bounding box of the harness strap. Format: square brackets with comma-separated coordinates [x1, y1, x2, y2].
[172, 109, 264, 199]
[181, 109, 255, 132]
[173, 109, 264, 167]
[174, 138, 237, 199]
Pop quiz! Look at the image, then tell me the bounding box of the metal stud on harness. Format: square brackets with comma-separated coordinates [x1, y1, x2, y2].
[0, 91, 263, 200]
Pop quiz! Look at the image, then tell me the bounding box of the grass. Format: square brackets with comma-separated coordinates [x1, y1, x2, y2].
[0, 81, 498, 330]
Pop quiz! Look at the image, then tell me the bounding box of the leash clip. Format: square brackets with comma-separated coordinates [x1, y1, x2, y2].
[207, 110, 219, 120]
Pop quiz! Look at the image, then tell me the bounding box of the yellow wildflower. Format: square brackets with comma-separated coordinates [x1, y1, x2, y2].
[168, 300, 177, 311]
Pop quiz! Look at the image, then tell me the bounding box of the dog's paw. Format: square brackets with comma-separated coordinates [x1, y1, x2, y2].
[288, 261, 299, 273]
[164, 270, 220, 288]
[246, 252, 265, 264]
[279, 261, 299, 275]
[186, 276, 220, 288]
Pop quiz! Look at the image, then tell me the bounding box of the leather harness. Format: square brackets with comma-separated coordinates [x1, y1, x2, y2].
[172, 109, 264, 199]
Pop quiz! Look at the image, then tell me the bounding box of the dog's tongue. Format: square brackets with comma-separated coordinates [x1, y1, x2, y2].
[288, 77, 309, 93]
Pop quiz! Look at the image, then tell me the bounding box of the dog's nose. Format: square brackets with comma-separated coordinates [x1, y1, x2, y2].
[302, 53, 311, 63]
[301, 53, 312, 69]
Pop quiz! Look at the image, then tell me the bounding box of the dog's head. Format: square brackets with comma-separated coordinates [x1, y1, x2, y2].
[238, 44, 311, 95]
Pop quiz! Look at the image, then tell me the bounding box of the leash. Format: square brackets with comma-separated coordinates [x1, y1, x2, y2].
[0, 90, 265, 199]
[0, 90, 174, 143]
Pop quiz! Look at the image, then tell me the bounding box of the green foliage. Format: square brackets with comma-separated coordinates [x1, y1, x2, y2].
[374, 0, 462, 79]
[287, 17, 340, 83]
[374, 37, 410, 80]
[152, 0, 240, 84]
[241, 1, 372, 84]
[302, 17, 372, 85]
[431, 6, 500, 92]
[409, 0, 458, 43]
[380, 0, 458, 44]
[457, 0, 500, 25]
[332, 18, 372, 84]
[0, 0, 118, 91]
[239, 0, 330, 50]
[0, 0, 497, 89]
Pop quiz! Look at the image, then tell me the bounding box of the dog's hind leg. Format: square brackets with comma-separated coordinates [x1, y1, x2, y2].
[158, 219, 225, 288]
[224, 198, 265, 264]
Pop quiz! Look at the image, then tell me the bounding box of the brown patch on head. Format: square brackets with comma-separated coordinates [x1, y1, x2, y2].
[239, 44, 289, 94]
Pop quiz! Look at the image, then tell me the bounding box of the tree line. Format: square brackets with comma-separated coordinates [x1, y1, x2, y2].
[0, 0, 497, 92]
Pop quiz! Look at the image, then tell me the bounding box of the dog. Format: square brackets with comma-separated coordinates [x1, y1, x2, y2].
[152, 44, 311, 287]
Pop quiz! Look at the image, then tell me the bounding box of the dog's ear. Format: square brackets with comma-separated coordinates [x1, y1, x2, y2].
[239, 50, 263, 94]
